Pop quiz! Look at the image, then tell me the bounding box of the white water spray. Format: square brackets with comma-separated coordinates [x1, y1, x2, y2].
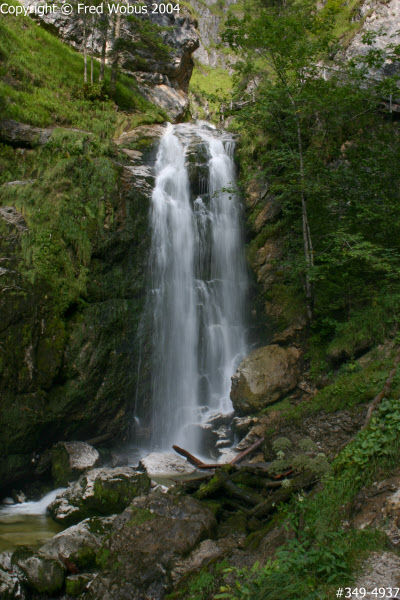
[148, 123, 247, 453]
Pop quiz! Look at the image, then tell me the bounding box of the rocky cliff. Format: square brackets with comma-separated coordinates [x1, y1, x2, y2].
[20, 0, 199, 120]
[0, 123, 166, 491]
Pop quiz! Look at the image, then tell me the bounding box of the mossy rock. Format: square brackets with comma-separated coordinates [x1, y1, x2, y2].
[65, 573, 93, 597]
[11, 546, 65, 594]
[48, 467, 151, 525]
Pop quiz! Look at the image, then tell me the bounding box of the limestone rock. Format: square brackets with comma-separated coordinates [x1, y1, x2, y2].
[84, 492, 217, 600]
[344, 0, 400, 80]
[231, 345, 301, 415]
[0, 567, 26, 600]
[20, 0, 199, 121]
[48, 467, 150, 526]
[11, 547, 65, 595]
[0, 120, 52, 147]
[40, 516, 115, 563]
[138, 452, 196, 475]
[171, 538, 231, 584]
[51, 441, 101, 486]
[353, 552, 400, 599]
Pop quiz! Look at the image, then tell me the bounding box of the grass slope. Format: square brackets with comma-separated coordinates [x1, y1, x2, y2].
[0, 4, 165, 135]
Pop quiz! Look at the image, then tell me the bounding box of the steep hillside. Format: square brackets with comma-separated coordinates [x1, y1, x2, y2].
[0, 9, 173, 490]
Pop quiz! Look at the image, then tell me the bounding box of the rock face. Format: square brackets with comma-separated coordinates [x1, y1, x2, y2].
[84, 492, 217, 600]
[48, 467, 151, 525]
[20, 0, 199, 120]
[191, 0, 238, 69]
[0, 567, 26, 600]
[0, 126, 162, 492]
[40, 515, 115, 563]
[138, 452, 196, 475]
[231, 345, 301, 415]
[0, 120, 53, 147]
[51, 441, 101, 486]
[11, 547, 65, 595]
[344, 0, 400, 78]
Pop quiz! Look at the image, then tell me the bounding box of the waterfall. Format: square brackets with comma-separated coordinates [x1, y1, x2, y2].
[148, 122, 247, 454]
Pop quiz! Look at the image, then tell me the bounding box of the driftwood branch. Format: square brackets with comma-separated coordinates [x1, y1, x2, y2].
[172, 437, 265, 470]
[230, 437, 265, 465]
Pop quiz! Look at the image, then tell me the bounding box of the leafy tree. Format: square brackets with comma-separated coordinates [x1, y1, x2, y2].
[224, 0, 400, 362]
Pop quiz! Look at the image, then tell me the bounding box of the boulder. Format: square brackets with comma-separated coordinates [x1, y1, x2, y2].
[48, 467, 150, 526]
[11, 547, 65, 595]
[138, 452, 196, 476]
[0, 567, 26, 600]
[84, 492, 217, 600]
[40, 516, 115, 566]
[0, 120, 52, 147]
[230, 345, 301, 415]
[51, 441, 101, 486]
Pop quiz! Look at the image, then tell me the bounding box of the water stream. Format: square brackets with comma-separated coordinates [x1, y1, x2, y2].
[147, 122, 248, 453]
[0, 489, 65, 552]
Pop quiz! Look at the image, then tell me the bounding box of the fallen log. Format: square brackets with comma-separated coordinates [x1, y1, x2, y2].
[230, 437, 265, 465]
[249, 470, 318, 520]
[172, 436, 265, 470]
[194, 468, 262, 506]
[172, 446, 222, 469]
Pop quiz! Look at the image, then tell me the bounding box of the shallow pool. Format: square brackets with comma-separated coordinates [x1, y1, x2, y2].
[0, 489, 65, 553]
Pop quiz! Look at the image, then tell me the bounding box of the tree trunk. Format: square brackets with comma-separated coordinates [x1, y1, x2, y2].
[295, 110, 314, 320]
[83, 22, 88, 84]
[110, 11, 121, 96]
[90, 16, 96, 85]
[99, 17, 108, 83]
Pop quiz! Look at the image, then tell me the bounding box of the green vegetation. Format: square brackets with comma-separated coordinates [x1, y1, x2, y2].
[214, 396, 400, 600]
[223, 0, 400, 375]
[166, 559, 230, 600]
[127, 507, 157, 527]
[1, 131, 118, 313]
[190, 62, 233, 119]
[0, 4, 165, 133]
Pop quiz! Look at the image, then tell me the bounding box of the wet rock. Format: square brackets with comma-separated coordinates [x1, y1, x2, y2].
[205, 412, 234, 429]
[40, 516, 115, 564]
[11, 491, 26, 504]
[84, 492, 217, 600]
[0, 567, 26, 600]
[48, 467, 150, 526]
[232, 416, 258, 437]
[138, 452, 196, 475]
[231, 345, 301, 415]
[0, 120, 52, 147]
[51, 441, 101, 486]
[186, 139, 210, 196]
[0, 552, 12, 572]
[11, 547, 65, 595]
[235, 422, 269, 451]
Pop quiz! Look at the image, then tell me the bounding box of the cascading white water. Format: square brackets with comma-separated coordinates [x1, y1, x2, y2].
[149, 122, 247, 453]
